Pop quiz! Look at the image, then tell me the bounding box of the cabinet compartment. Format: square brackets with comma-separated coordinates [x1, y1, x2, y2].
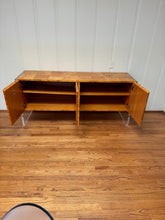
[80, 82, 130, 112]
[25, 94, 76, 111]
[80, 83, 131, 96]
[22, 81, 76, 95]
[80, 96, 128, 111]
[22, 81, 76, 111]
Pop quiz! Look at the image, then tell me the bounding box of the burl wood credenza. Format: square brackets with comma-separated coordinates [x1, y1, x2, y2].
[3, 71, 149, 126]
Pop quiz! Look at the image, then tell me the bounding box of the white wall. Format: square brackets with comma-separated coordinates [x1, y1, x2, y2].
[0, 0, 165, 110]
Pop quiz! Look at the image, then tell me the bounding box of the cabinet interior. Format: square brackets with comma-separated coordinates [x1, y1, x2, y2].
[21, 81, 76, 111]
[80, 82, 131, 112]
[22, 81, 76, 95]
[80, 82, 131, 96]
[20, 81, 132, 112]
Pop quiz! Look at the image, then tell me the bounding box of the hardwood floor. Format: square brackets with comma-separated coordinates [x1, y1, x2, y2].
[0, 111, 165, 219]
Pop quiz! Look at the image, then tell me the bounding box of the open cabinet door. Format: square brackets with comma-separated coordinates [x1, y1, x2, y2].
[3, 80, 26, 125]
[128, 82, 149, 126]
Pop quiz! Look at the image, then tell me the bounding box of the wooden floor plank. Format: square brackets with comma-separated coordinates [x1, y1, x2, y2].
[0, 111, 165, 219]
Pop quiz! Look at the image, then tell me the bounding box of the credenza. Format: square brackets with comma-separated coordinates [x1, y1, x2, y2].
[3, 71, 149, 126]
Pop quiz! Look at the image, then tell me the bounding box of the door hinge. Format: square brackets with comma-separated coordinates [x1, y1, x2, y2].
[131, 84, 134, 90]
[126, 103, 130, 109]
[22, 102, 26, 108]
[19, 82, 22, 88]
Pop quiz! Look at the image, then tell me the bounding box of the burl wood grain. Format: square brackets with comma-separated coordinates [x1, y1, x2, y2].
[0, 111, 165, 219]
[18, 71, 134, 83]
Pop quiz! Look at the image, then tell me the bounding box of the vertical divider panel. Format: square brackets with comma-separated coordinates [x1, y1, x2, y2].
[76, 81, 80, 126]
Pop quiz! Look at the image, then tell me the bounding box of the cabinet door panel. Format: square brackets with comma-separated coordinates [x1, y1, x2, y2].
[3, 80, 26, 125]
[128, 82, 149, 126]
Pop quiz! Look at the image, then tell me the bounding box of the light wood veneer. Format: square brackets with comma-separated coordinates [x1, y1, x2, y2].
[3, 71, 149, 126]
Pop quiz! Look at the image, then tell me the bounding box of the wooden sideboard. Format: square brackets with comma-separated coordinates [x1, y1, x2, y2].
[3, 71, 149, 126]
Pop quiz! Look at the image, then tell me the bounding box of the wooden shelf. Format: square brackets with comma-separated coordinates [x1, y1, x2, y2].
[25, 103, 76, 111]
[80, 103, 127, 111]
[80, 83, 130, 96]
[80, 96, 128, 111]
[22, 81, 76, 95]
[81, 91, 130, 96]
[25, 93, 76, 111]
[23, 90, 76, 95]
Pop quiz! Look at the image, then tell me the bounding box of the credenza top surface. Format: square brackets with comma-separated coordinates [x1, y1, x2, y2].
[17, 71, 134, 83]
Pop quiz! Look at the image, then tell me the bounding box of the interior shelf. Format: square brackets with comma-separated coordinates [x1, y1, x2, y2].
[80, 96, 128, 111]
[80, 104, 127, 111]
[23, 90, 76, 95]
[25, 103, 75, 111]
[80, 83, 131, 96]
[22, 81, 76, 95]
[25, 94, 76, 111]
[81, 91, 130, 96]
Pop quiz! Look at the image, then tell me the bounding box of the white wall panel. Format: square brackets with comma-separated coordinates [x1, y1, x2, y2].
[0, 0, 165, 110]
[93, 0, 118, 72]
[0, 0, 23, 80]
[129, 0, 160, 82]
[112, 0, 138, 71]
[76, 0, 97, 71]
[14, 0, 39, 69]
[56, 0, 75, 71]
[0, 0, 23, 110]
[143, 0, 165, 109]
[34, 0, 57, 70]
[152, 59, 165, 110]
